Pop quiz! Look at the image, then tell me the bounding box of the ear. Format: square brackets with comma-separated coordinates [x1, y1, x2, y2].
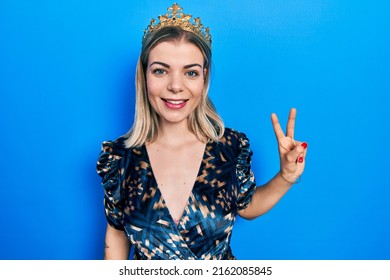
[203, 68, 207, 78]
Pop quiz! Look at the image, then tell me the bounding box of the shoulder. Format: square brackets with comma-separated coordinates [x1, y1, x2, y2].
[96, 136, 130, 178]
[221, 127, 251, 148]
[223, 127, 248, 140]
[100, 136, 129, 157]
[215, 127, 252, 159]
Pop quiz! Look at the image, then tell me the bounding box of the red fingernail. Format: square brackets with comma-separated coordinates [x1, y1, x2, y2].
[298, 157, 304, 163]
[301, 142, 308, 149]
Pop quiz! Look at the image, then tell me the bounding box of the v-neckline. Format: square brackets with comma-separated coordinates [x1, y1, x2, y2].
[143, 141, 209, 228]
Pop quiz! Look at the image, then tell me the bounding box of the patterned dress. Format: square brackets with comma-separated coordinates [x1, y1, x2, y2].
[96, 128, 257, 260]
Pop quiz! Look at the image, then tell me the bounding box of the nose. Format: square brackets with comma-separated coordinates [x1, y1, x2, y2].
[167, 72, 184, 94]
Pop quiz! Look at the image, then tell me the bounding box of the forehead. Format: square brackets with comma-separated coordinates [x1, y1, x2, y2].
[148, 40, 204, 66]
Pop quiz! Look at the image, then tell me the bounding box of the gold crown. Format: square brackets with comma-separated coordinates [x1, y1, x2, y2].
[143, 3, 211, 45]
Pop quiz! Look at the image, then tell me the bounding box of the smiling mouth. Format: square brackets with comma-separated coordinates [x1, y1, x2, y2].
[161, 98, 189, 104]
[161, 98, 189, 109]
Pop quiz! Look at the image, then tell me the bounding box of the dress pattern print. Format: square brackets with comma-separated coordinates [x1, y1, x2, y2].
[97, 128, 257, 260]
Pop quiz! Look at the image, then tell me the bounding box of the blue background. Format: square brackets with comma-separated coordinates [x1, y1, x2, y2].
[1, 0, 389, 260]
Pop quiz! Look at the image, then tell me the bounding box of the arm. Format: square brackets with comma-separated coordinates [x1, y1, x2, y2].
[238, 108, 308, 220]
[104, 224, 131, 260]
[238, 165, 301, 219]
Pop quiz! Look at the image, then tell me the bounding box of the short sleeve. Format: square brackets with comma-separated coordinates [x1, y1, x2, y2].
[96, 141, 125, 230]
[235, 132, 257, 210]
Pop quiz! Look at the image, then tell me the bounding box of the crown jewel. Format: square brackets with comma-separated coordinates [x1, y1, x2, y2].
[143, 3, 211, 45]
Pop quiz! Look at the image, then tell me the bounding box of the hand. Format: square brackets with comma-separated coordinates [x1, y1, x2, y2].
[271, 108, 308, 183]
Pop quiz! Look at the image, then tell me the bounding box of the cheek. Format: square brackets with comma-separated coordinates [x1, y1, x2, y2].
[194, 83, 205, 98]
[145, 76, 160, 97]
[145, 79, 159, 110]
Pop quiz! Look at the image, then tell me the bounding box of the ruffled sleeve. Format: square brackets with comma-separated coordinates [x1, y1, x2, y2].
[96, 141, 125, 230]
[235, 132, 257, 210]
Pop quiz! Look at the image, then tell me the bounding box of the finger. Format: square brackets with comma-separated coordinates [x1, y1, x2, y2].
[297, 148, 308, 164]
[271, 113, 285, 140]
[297, 152, 306, 164]
[300, 144, 308, 162]
[286, 141, 307, 163]
[286, 108, 296, 139]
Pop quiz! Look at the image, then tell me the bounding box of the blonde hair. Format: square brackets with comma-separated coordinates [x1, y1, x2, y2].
[123, 27, 224, 148]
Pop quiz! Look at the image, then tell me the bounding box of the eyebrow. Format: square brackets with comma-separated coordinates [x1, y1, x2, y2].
[149, 61, 202, 69]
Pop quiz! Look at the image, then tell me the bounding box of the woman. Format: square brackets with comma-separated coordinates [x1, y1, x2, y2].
[97, 3, 308, 260]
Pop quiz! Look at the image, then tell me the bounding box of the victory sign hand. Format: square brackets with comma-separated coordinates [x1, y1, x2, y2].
[271, 108, 308, 183]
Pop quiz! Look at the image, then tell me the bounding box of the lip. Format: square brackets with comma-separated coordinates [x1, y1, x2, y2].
[161, 98, 188, 109]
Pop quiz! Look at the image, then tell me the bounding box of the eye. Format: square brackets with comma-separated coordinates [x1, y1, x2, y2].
[186, 70, 199, 78]
[152, 68, 167, 76]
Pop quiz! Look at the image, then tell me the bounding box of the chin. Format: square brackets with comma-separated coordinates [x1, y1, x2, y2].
[161, 115, 190, 125]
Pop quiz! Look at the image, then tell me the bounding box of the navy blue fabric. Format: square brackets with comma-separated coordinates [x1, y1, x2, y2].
[97, 128, 256, 259]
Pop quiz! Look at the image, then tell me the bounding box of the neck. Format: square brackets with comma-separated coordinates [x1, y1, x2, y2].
[156, 120, 196, 146]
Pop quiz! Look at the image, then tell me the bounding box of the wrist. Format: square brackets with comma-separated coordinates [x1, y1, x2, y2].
[278, 171, 301, 184]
